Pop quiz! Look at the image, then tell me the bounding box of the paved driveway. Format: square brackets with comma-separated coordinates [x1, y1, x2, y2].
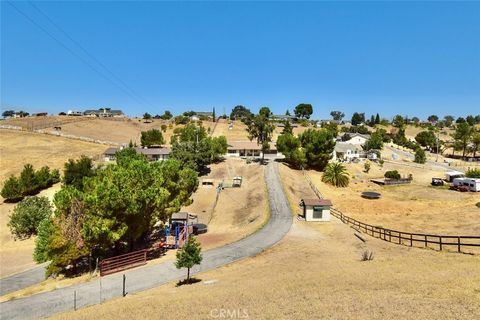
[0, 161, 292, 319]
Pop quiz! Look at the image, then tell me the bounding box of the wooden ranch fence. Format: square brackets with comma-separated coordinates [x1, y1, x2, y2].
[99, 249, 147, 276]
[300, 169, 480, 254]
[330, 208, 480, 253]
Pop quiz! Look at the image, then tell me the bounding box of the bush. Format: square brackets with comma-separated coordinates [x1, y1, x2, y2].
[1, 176, 23, 202]
[476, 202, 480, 208]
[63, 156, 95, 190]
[33, 218, 54, 263]
[8, 196, 52, 239]
[414, 148, 426, 164]
[361, 250, 374, 261]
[466, 169, 480, 179]
[364, 161, 371, 173]
[384, 170, 401, 180]
[161, 124, 167, 132]
[19, 164, 38, 196]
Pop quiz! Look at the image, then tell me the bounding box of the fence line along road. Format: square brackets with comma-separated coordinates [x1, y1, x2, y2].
[302, 169, 480, 254]
[0, 161, 292, 320]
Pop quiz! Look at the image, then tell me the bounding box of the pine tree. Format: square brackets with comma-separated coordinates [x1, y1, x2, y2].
[175, 236, 203, 283]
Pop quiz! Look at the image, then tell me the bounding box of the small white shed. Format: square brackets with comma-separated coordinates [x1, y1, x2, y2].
[300, 198, 332, 222]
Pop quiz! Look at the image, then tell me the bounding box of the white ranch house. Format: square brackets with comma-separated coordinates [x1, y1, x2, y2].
[226, 140, 279, 158]
[333, 142, 363, 161]
[342, 133, 370, 145]
[104, 147, 170, 162]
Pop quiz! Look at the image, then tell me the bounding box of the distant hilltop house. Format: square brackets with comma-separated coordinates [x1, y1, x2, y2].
[341, 133, 370, 145]
[84, 108, 124, 118]
[190, 111, 214, 121]
[333, 142, 363, 161]
[271, 114, 293, 121]
[226, 140, 279, 158]
[67, 110, 83, 116]
[104, 146, 170, 162]
[32, 112, 48, 117]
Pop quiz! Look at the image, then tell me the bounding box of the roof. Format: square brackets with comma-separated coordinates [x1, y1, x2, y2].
[334, 142, 363, 153]
[227, 140, 263, 150]
[302, 198, 332, 207]
[104, 147, 171, 156]
[135, 147, 170, 155]
[171, 212, 198, 221]
[446, 171, 464, 176]
[348, 133, 370, 139]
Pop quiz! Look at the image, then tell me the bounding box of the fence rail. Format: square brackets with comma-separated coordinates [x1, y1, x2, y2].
[330, 208, 480, 253]
[99, 249, 147, 276]
[301, 170, 480, 254]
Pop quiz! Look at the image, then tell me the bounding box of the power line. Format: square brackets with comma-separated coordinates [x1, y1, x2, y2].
[27, 1, 156, 109]
[7, 1, 152, 109]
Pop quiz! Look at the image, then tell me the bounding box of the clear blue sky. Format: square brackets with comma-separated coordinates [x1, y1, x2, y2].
[1, 1, 479, 120]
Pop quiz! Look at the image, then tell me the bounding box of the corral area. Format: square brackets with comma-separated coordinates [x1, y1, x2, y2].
[279, 161, 479, 236]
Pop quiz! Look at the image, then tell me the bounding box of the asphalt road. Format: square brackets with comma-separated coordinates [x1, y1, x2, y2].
[0, 264, 47, 296]
[0, 161, 293, 320]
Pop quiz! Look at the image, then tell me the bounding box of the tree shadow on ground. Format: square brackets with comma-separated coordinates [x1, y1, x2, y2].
[176, 278, 202, 287]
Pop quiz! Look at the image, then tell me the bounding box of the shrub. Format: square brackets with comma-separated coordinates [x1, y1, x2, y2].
[466, 169, 480, 179]
[384, 170, 401, 180]
[476, 202, 480, 208]
[378, 159, 384, 168]
[414, 148, 426, 164]
[1, 176, 23, 202]
[8, 196, 52, 239]
[19, 164, 39, 196]
[33, 218, 55, 263]
[364, 161, 371, 173]
[161, 124, 167, 132]
[361, 250, 374, 261]
[63, 156, 95, 190]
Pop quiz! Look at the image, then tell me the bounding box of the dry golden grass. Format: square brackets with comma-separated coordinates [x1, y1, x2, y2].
[53, 216, 480, 320]
[0, 184, 61, 278]
[279, 161, 480, 236]
[0, 129, 106, 184]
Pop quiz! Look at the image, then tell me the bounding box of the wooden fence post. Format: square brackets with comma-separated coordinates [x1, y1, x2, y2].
[424, 235, 427, 248]
[439, 237, 443, 251]
[410, 234, 413, 247]
[457, 237, 461, 253]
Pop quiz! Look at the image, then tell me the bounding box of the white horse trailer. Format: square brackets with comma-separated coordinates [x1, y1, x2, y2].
[452, 178, 480, 192]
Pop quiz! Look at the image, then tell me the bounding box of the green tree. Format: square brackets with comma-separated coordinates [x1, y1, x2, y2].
[212, 107, 216, 121]
[33, 217, 55, 263]
[375, 113, 380, 124]
[330, 111, 345, 121]
[364, 132, 384, 151]
[453, 122, 473, 158]
[161, 124, 167, 132]
[415, 131, 436, 150]
[143, 112, 152, 120]
[19, 164, 39, 196]
[230, 105, 253, 121]
[384, 170, 401, 179]
[427, 115, 439, 123]
[465, 169, 480, 178]
[276, 133, 301, 165]
[299, 129, 335, 170]
[63, 156, 95, 191]
[322, 122, 338, 137]
[160, 110, 173, 120]
[175, 236, 203, 283]
[1, 176, 23, 202]
[294, 103, 313, 119]
[470, 132, 480, 158]
[351, 112, 365, 126]
[282, 120, 293, 135]
[444, 115, 455, 127]
[259, 106, 272, 118]
[392, 115, 405, 128]
[414, 148, 426, 164]
[246, 113, 275, 163]
[466, 115, 476, 126]
[321, 163, 350, 187]
[8, 196, 52, 239]
[140, 129, 165, 147]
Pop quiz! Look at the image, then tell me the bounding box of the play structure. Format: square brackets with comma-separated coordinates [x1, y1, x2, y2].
[164, 212, 198, 249]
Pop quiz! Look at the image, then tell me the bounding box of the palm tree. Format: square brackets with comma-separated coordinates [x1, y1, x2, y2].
[322, 162, 350, 187]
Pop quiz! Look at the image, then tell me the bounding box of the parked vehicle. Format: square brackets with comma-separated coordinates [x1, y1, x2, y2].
[452, 177, 480, 192]
[431, 178, 444, 186]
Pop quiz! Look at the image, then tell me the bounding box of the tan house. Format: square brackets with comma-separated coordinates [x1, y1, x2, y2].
[226, 140, 278, 158]
[104, 147, 170, 162]
[300, 198, 332, 222]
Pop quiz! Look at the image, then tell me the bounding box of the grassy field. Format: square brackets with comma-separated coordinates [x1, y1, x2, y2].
[0, 130, 107, 184]
[280, 160, 479, 237]
[53, 210, 480, 320]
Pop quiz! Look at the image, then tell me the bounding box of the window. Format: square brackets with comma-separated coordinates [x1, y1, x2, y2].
[313, 206, 323, 219]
